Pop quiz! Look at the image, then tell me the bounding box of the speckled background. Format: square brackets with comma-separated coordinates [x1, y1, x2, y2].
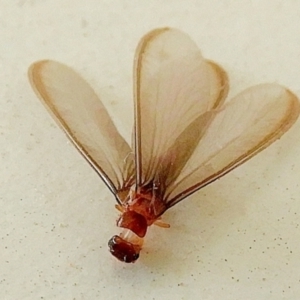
[1, 1, 300, 299]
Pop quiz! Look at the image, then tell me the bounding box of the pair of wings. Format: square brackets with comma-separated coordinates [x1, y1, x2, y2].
[28, 28, 299, 212]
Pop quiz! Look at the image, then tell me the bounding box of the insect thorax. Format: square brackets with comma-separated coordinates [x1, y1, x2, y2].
[122, 184, 167, 226]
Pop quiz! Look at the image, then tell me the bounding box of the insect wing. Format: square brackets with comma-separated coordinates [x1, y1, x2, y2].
[28, 60, 134, 199]
[134, 28, 229, 186]
[165, 84, 300, 206]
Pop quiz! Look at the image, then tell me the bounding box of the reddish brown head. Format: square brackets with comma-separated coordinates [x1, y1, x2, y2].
[108, 210, 148, 263]
[108, 235, 140, 263]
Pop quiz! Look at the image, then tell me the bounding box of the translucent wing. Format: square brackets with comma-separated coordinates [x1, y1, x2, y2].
[165, 84, 300, 206]
[28, 60, 134, 200]
[134, 28, 229, 186]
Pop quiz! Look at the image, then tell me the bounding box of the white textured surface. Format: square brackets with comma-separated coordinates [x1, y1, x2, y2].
[1, 1, 300, 299]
